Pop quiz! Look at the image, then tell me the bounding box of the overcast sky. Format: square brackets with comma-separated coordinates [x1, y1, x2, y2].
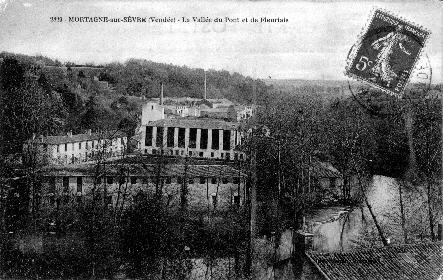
[0, 0, 441, 81]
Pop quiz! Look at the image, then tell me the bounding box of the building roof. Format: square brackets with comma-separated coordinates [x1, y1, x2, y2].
[310, 160, 341, 178]
[233, 105, 253, 111]
[206, 98, 235, 107]
[148, 97, 236, 107]
[27, 131, 127, 145]
[41, 159, 246, 178]
[307, 242, 443, 280]
[200, 107, 230, 113]
[200, 110, 229, 119]
[164, 108, 178, 115]
[148, 118, 239, 130]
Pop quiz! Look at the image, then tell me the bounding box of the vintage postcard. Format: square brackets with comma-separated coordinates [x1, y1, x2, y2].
[0, 1, 441, 280]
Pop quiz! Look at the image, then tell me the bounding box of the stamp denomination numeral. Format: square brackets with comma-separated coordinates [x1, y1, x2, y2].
[355, 56, 373, 71]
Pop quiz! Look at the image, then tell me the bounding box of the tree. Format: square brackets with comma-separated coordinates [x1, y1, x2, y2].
[413, 98, 442, 240]
[0, 57, 64, 154]
[80, 96, 100, 131]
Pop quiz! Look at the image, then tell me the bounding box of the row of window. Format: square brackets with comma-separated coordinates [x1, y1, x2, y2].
[55, 138, 124, 153]
[49, 176, 242, 193]
[149, 149, 244, 160]
[145, 127, 235, 151]
[53, 150, 122, 164]
[48, 177, 83, 193]
[100, 176, 241, 185]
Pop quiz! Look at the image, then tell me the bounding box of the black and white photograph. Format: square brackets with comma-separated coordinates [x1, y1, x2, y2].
[0, 0, 441, 279]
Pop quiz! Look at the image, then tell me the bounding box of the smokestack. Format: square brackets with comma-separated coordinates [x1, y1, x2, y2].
[204, 70, 207, 100]
[160, 82, 164, 105]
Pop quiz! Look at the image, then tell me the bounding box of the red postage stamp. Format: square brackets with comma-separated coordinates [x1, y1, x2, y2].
[345, 9, 430, 98]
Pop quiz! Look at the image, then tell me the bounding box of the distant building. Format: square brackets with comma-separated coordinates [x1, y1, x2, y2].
[141, 118, 246, 161]
[277, 159, 342, 225]
[199, 108, 230, 119]
[39, 160, 246, 212]
[163, 105, 201, 118]
[146, 97, 252, 121]
[23, 130, 127, 165]
[197, 105, 255, 121]
[227, 105, 255, 121]
[141, 101, 165, 125]
[149, 97, 235, 109]
[309, 160, 342, 193]
[198, 98, 235, 109]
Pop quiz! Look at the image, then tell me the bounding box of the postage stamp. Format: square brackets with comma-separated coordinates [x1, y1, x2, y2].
[345, 8, 430, 98]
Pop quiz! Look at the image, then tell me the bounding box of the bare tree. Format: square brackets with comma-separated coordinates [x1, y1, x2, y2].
[413, 98, 442, 241]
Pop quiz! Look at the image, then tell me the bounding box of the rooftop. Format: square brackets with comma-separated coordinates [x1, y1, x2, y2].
[42, 156, 246, 178]
[206, 98, 234, 105]
[310, 160, 341, 178]
[200, 107, 230, 113]
[27, 131, 127, 145]
[148, 118, 240, 130]
[148, 97, 236, 107]
[307, 242, 443, 280]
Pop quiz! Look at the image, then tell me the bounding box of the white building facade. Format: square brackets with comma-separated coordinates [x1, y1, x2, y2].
[141, 118, 246, 161]
[141, 102, 165, 125]
[24, 130, 127, 165]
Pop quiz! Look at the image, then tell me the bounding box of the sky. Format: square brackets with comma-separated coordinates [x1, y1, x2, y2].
[0, 0, 441, 81]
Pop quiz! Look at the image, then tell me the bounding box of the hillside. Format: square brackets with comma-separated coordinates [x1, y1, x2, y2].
[0, 52, 268, 104]
[0, 52, 269, 154]
[265, 78, 442, 100]
[263, 78, 351, 99]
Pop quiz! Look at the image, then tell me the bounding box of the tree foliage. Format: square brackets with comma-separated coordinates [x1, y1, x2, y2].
[0, 57, 66, 154]
[0, 52, 269, 154]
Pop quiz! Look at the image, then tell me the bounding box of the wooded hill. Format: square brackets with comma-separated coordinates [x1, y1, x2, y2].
[0, 52, 269, 153]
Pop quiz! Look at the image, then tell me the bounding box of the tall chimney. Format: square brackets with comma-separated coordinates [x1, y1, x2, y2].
[160, 82, 164, 105]
[204, 70, 207, 100]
